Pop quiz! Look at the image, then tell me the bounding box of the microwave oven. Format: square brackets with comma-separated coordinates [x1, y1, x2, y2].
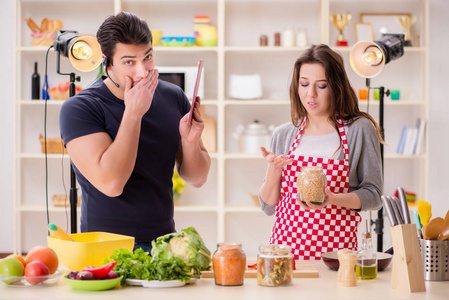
[158, 66, 205, 100]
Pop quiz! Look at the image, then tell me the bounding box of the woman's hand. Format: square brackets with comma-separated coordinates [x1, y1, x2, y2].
[260, 147, 292, 174]
[298, 188, 335, 210]
[258, 147, 292, 207]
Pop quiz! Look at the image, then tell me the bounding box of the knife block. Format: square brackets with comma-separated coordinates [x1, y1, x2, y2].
[390, 224, 426, 293]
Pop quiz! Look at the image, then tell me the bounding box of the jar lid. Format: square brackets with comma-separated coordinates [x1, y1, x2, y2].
[217, 242, 242, 250]
[258, 244, 292, 257]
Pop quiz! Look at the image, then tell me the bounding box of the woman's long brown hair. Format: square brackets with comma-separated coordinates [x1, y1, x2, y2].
[289, 44, 384, 143]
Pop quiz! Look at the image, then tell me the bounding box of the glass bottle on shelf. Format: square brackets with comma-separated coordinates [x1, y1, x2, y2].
[356, 220, 377, 280]
[31, 62, 40, 100]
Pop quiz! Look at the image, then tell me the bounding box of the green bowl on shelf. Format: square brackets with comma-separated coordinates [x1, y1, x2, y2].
[161, 37, 196, 47]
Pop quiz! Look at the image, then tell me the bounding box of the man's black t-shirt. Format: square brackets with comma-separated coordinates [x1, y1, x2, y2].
[59, 77, 190, 243]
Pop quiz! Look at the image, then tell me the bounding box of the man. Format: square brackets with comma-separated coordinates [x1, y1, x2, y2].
[59, 12, 211, 252]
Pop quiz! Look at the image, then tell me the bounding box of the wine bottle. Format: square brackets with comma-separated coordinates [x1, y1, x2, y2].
[31, 62, 40, 100]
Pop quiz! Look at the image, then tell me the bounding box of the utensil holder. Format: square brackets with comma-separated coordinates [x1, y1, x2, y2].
[390, 224, 426, 293]
[420, 239, 449, 281]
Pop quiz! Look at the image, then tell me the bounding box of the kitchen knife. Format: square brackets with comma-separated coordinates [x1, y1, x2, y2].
[382, 195, 397, 226]
[390, 196, 405, 225]
[412, 209, 423, 239]
[397, 187, 411, 224]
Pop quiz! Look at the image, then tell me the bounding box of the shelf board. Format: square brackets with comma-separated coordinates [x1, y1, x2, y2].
[174, 205, 218, 212]
[224, 153, 426, 160]
[154, 46, 218, 53]
[17, 47, 50, 53]
[19, 153, 68, 159]
[19, 204, 218, 213]
[224, 46, 307, 52]
[334, 46, 426, 53]
[225, 99, 289, 105]
[18, 100, 64, 106]
[18, 46, 426, 54]
[18, 46, 219, 53]
[19, 204, 80, 212]
[224, 205, 261, 213]
[384, 153, 426, 159]
[358, 99, 425, 106]
[19, 99, 218, 106]
[224, 153, 262, 160]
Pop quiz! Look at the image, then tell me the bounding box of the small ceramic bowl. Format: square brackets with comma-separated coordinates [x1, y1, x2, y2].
[321, 251, 393, 271]
[64, 276, 122, 291]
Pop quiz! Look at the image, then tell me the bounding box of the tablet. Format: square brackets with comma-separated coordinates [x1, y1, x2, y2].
[188, 60, 204, 125]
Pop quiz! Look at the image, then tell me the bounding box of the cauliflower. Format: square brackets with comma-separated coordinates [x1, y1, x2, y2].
[151, 227, 212, 279]
[167, 236, 191, 263]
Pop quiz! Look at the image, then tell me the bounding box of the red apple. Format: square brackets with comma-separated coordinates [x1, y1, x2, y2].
[58, 82, 70, 93]
[25, 261, 50, 285]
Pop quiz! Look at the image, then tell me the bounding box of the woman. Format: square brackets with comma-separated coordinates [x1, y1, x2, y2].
[259, 44, 383, 260]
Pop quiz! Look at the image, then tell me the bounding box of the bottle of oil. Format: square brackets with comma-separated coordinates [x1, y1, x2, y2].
[356, 220, 377, 280]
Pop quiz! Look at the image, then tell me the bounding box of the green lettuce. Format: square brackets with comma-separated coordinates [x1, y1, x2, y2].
[105, 227, 211, 284]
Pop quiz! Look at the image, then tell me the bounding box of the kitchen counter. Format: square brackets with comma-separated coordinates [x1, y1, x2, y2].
[1, 261, 448, 300]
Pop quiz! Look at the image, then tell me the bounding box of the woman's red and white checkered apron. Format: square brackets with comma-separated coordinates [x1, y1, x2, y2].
[270, 117, 361, 260]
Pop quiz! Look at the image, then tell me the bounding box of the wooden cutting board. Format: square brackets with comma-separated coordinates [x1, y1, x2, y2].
[201, 260, 319, 278]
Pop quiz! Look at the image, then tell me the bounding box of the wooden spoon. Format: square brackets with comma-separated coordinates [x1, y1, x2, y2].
[422, 217, 444, 240]
[437, 210, 449, 240]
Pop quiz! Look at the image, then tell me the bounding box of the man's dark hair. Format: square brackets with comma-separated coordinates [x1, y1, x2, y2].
[97, 12, 152, 67]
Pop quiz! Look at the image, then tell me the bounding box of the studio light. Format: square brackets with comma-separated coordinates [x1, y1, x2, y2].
[349, 33, 405, 253]
[52, 30, 102, 233]
[350, 33, 405, 78]
[53, 30, 102, 72]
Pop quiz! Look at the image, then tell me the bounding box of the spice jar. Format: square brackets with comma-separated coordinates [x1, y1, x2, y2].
[259, 34, 268, 46]
[297, 166, 327, 204]
[257, 244, 293, 287]
[274, 32, 281, 46]
[212, 243, 246, 286]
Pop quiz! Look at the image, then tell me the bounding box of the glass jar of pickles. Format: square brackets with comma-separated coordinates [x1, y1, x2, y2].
[257, 244, 293, 287]
[297, 166, 327, 204]
[212, 243, 246, 286]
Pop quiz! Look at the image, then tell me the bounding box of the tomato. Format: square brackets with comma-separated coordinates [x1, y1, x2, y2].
[6, 254, 26, 268]
[0, 257, 25, 284]
[24, 261, 50, 285]
[26, 246, 59, 274]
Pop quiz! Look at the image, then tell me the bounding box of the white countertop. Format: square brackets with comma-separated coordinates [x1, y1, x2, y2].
[1, 261, 448, 300]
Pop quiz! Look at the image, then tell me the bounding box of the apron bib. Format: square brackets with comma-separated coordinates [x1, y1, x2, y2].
[270, 117, 361, 260]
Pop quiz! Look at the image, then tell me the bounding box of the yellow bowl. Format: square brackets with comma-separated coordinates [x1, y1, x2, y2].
[152, 30, 162, 47]
[47, 232, 134, 271]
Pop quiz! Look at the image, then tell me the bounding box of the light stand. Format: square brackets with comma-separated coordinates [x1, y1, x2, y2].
[53, 30, 102, 233]
[366, 80, 390, 252]
[56, 53, 80, 234]
[350, 33, 405, 252]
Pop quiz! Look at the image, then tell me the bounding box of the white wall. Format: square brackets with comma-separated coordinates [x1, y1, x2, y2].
[0, 0, 15, 253]
[428, 0, 449, 218]
[1, 0, 448, 253]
